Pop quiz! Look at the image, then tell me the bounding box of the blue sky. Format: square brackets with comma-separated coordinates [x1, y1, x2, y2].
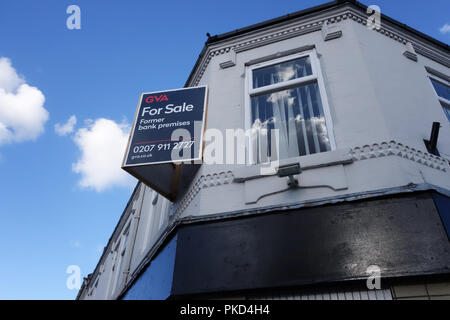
[0, 0, 448, 300]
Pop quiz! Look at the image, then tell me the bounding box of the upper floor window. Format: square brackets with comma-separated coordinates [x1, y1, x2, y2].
[109, 220, 130, 296]
[245, 50, 335, 164]
[430, 77, 450, 122]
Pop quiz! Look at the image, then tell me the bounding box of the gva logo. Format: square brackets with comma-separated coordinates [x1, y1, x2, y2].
[145, 94, 169, 104]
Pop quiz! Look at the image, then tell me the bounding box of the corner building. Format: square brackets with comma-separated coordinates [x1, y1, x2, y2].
[78, 0, 450, 300]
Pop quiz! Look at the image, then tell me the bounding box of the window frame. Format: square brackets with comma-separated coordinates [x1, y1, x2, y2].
[428, 74, 450, 122]
[109, 219, 131, 296]
[244, 49, 336, 165]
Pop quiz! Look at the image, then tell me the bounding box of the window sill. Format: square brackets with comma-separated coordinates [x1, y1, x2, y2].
[233, 148, 353, 183]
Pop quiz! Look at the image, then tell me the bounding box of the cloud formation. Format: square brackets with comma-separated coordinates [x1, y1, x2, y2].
[0, 57, 48, 145]
[440, 23, 450, 34]
[72, 118, 135, 191]
[55, 115, 77, 136]
[70, 240, 81, 248]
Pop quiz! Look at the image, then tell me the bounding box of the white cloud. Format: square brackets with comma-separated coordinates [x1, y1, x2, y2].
[55, 115, 77, 136]
[0, 57, 48, 145]
[72, 118, 135, 191]
[440, 23, 450, 34]
[70, 240, 81, 248]
[0, 58, 24, 92]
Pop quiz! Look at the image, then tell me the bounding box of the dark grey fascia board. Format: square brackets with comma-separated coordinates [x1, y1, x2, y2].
[205, 0, 449, 51]
[204, 1, 347, 46]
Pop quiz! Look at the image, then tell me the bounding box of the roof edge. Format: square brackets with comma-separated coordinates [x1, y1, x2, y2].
[75, 182, 142, 299]
[185, 0, 449, 87]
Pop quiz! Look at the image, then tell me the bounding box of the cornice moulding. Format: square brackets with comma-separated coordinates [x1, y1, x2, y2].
[173, 140, 449, 218]
[187, 8, 450, 87]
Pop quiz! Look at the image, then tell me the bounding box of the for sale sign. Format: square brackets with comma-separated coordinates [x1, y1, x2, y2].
[123, 86, 208, 167]
[122, 86, 208, 200]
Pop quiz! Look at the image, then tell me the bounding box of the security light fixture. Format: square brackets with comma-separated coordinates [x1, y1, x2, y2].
[277, 163, 301, 187]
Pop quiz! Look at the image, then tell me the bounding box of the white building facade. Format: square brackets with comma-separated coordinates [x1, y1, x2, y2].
[78, 0, 450, 300]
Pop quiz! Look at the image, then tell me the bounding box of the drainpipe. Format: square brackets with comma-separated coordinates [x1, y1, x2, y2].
[428, 122, 441, 154]
[425, 122, 441, 156]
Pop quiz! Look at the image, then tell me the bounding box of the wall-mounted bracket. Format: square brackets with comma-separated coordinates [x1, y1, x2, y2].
[277, 163, 301, 187]
[403, 42, 418, 62]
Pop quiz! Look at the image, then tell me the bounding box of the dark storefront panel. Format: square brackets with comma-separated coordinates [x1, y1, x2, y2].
[122, 235, 178, 300]
[172, 192, 450, 296]
[119, 192, 450, 299]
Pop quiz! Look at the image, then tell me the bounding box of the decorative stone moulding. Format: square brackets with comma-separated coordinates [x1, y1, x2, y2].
[322, 21, 343, 41]
[173, 171, 234, 217]
[219, 50, 236, 69]
[351, 140, 449, 172]
[188, 9, 450, 86]
[242, 164, 348, 204]
[173, 141, 449, 216]
[403, 42, 418, 62]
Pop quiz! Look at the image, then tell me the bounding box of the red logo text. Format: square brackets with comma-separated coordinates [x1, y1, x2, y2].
[145, 94, 168, 103]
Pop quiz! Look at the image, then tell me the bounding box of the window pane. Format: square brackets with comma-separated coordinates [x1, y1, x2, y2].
[250, 82, 331, 163]
[252, 57, 312, 89]
[431, 79, 450, 101]
[441, 102, 450, 122]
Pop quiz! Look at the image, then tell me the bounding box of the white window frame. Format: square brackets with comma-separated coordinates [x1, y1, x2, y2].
[141, 190, 157, 254]
[109, 240, 122, 295]
[428, 74, 450, 122]
[244, 49, 336, 165]
[108, 217, 131, 297]
[104, 240, 120, 298]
